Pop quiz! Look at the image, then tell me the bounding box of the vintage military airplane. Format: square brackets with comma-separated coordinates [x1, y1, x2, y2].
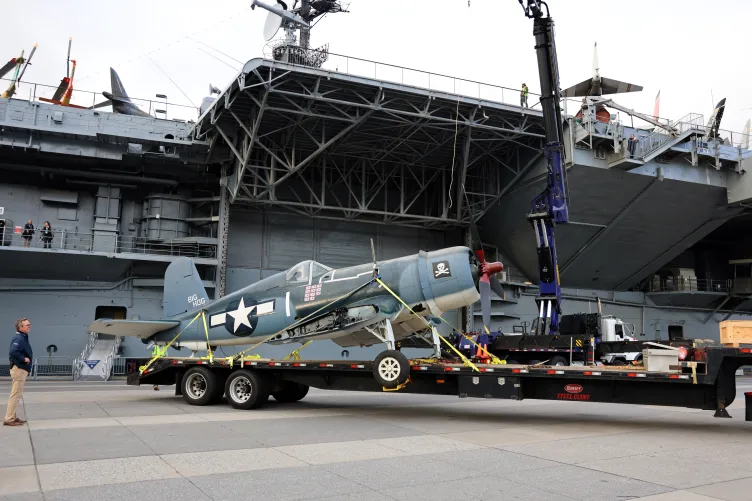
[88, 244, 504, 387]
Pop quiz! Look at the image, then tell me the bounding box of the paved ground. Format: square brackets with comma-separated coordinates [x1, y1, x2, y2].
[1, 378, 752, 501]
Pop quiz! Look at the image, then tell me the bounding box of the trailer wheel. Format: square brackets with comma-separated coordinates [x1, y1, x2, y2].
[548, 355, 569, 366]
[225, 369, 270, 410]
[373, 350, 410, 389]
[181, 367, 217, 406]
[272, 381, 310, 403]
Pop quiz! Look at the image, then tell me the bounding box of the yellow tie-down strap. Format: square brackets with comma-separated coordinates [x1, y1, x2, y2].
[139, 310, 205, 375]
[375, 278, 479, 372]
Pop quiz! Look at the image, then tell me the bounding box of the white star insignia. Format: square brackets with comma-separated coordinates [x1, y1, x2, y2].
[227, 297, 256, 333]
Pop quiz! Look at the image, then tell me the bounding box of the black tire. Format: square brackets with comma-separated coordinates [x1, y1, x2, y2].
[548, 355, 569, 366]
[224, 369, 270, 410]
[528, 359, 542, 365]
[272, 381, 310, 403]
[506, 359, 519, 365]
[612, 357, 628, 366]
[373, 349, 410, 389]
[181, 367, 217, 406]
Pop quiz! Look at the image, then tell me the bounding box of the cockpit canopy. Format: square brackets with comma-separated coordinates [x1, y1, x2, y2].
[285, 260, 333, 284]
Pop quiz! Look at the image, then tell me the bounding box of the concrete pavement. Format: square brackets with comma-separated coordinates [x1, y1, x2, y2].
[1, 379, 752, 500]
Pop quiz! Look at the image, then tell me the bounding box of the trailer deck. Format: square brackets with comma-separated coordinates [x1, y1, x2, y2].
[128, 346, 752, 420]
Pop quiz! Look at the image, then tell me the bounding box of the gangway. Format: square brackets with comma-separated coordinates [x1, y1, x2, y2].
[73, 333, 121, 381]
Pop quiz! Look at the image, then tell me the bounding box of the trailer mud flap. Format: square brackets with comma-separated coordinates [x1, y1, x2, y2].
[459, 375, 520, 399]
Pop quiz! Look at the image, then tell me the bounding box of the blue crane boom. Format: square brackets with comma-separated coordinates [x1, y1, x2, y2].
[519, 0, 569, 336]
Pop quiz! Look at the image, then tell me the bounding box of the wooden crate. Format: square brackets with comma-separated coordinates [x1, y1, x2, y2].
[719, 320, 752, 347]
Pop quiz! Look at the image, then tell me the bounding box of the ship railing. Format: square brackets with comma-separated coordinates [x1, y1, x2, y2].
[111, 357, 127, 376]
[638, 113, 704, 159]
[649, 277, 732, 293]
[261, 46, 546, 111]
[0, 228, 217, 260]
[0, 77, 199, 123]
[31, 356, 76, 380]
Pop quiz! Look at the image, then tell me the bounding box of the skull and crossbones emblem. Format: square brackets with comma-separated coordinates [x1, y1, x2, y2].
[433, 261, 451, 278]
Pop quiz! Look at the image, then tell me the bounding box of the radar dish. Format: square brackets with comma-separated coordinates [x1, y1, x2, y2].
[263, 10, 283, 41]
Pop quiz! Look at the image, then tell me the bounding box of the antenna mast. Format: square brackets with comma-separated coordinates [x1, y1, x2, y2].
[251, 0, 348, 68]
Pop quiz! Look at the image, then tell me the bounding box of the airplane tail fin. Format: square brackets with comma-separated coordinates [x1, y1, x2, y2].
[110, 67, 131, 101]
[163, 257, 210, 318]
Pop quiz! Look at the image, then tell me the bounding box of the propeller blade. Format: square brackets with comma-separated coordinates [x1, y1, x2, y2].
[479, 278, 491, 334]
[490, 275, 506, 301]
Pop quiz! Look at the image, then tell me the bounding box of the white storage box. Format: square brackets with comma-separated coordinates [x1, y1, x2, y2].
[642, 349, 678, 372]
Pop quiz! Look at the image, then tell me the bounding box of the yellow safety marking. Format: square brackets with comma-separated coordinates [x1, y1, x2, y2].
[375, 278, 479, 372]
[284, 340, 313, 360]
[576, 339, 582, 347]
[382, 377, 411, 392]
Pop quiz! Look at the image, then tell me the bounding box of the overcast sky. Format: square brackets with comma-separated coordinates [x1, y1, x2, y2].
[3, 0, 750, 136]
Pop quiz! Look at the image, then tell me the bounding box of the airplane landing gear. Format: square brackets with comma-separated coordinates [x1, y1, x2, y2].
[373, 349, 410, 389]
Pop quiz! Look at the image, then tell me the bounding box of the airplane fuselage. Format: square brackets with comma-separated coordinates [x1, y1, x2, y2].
[152, 246, 480, 350]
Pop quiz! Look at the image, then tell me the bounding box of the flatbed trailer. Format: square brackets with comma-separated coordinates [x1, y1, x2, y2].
[127, 346, 752, 420]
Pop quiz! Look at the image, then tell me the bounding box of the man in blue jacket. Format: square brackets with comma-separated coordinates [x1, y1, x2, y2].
[4, 318, 33, 426]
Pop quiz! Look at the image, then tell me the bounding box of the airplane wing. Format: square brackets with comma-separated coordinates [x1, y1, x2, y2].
[89, 99, 112, 110]
[88, 319, 180, 339]
[562, 78, 593, 98]
[599, 77, 642, 95]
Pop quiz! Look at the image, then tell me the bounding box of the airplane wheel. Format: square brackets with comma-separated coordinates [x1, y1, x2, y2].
[225, 369, 270, 410]
[373, 350, 410, 389]
[272, 381, 310, 403]
[181, 367, 217, 406]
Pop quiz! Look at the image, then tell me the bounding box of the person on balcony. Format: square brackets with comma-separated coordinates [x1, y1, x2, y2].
[21, 220, 34, 248]
[41, 221, 53, 249]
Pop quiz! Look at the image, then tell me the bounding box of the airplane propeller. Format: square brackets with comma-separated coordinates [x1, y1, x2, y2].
[463, 192, 504, 335]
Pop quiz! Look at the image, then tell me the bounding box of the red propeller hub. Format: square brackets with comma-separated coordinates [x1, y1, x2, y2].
[480, 261, 504, 276]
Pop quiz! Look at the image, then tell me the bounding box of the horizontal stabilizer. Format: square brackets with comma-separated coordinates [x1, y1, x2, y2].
[562, 78, 594, 98]
[599, 76, 642, 95]
[562, 77, 643, 98]
[88, 319, 179, 339]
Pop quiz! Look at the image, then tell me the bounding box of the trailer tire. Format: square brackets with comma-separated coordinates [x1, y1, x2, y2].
[181, 367, 217, 406]
[548, 355, 569, 366]
[225, 369, 269, 410]
[272, 381, 310, 403]
[373, 350, 410, 389]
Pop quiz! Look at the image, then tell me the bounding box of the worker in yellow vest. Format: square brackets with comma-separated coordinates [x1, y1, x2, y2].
[520, 83, 529, 108]
[151, 344, 163, 391]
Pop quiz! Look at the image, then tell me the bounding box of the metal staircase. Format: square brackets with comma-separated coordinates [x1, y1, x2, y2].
[72, 332, 122, 381]
[640, 113, 705, 162]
